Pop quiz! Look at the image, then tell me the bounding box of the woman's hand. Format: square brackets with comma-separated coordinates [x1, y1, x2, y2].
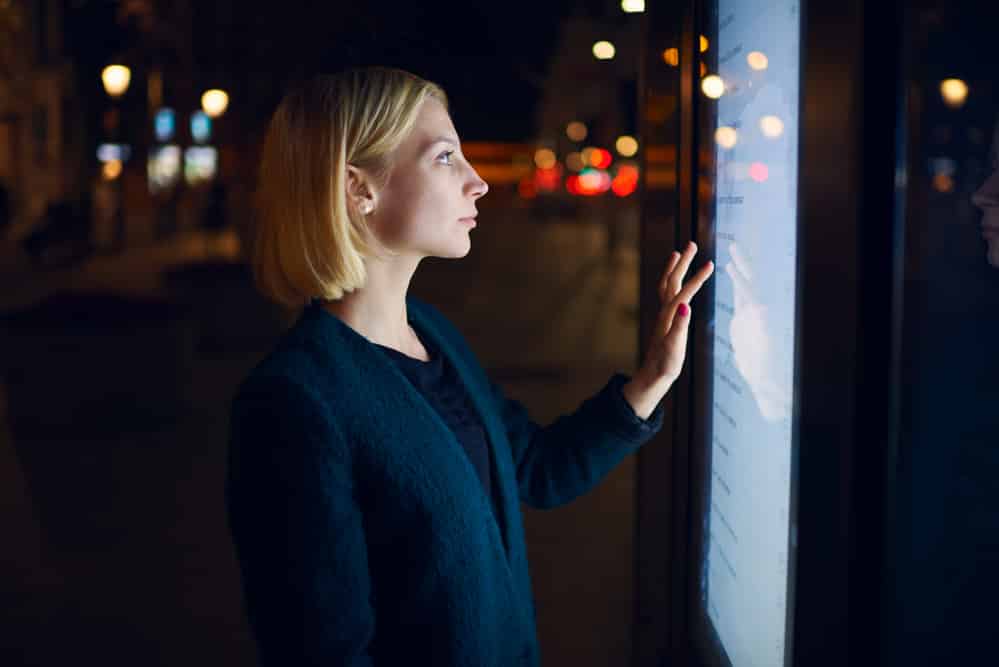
[622, 241, 714, 419]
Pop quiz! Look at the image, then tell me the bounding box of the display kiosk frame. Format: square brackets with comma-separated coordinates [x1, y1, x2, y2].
[634, 1, 907, 666]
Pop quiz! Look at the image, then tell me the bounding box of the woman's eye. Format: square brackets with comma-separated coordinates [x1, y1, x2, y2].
[437, 150, 455, 165]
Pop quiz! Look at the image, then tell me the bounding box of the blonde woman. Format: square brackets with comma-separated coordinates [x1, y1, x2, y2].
[225, 66, 713, 666]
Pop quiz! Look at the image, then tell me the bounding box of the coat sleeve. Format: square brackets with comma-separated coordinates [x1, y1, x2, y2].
[488, 372, 666, 510]
[225, 376, 375, 667]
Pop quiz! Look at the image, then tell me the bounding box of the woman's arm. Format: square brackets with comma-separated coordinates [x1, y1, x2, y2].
[226, 376, 375, 667]
[495, 243, 711, 509]
[488, 372, 664, 510]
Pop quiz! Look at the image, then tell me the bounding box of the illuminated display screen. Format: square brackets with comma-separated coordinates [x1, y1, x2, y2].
[700, 1, 800, 665]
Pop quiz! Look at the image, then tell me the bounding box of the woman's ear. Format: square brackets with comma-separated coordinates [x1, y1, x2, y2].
[346, 164, 376, 214]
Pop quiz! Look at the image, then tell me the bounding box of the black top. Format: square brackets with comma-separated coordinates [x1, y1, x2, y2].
[373, 334, 496, 517]
[374, 329, 664, 523]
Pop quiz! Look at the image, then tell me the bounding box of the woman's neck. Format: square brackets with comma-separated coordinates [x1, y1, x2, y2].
[320, 291, 426, 359]
[319, 253, 428, 357]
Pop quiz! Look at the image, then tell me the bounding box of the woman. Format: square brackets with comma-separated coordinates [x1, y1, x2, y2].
[225, 66, 713, 666]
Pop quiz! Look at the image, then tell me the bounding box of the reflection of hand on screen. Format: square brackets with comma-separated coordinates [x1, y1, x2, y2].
[726, 242, 792, 422]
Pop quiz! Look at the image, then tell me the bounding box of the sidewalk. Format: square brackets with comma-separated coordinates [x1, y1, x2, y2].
[0, 229, 243, 314]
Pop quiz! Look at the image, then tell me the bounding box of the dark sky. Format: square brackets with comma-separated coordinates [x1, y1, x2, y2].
[267, 0, 583, 140]
[65, 0, 618, 140]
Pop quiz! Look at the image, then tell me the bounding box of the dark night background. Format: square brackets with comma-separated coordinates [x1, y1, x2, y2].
[1, 2, 654, 666]
[3, 1, 999, 666]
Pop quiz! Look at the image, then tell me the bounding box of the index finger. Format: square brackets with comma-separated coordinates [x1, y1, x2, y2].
[674, 260, 715, 306]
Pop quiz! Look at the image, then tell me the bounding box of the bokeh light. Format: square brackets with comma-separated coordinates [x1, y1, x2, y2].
[621, 0, 645, 12]
[663, 48, 679, 67]
[715, 126, 738, 149]
[593, 41, 616, 60]
[101, 65, 131, 97]
[575, 168, 612, 195]
[615, 135, 639, 157]
[566, 121, 588, 142]
[102, 159, 123, 180]
[700, 36, 710, 52]
[96, 143, 132, 163]
[534, 148, 557, 170]
[933, 173, 955, 193]
[612, 163, 640, 197]
[201, 89, 230, 118]
[702, 75, 725, 99]
[759, 115, 785, 138]
[190, 111, 212, 143]
[940, 79, 969, 109]
[154, 108, 176, 142]
[747, 51, 769, 70]
[749, 162, 769, 182]
[584, 147, 613, 169]
[534, 164, 563, 192]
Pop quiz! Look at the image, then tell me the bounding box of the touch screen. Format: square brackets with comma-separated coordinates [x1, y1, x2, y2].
[701, 1, 801, 665]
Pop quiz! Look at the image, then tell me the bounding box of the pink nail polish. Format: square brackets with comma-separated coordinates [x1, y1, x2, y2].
[678, 303, 690, 317]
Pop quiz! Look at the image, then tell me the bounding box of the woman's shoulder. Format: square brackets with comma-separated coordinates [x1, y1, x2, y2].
[236, 307, 358, 393]
[230, 338, 342, 430]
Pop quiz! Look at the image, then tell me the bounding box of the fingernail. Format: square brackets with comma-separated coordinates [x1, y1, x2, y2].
[678, 303, 690, 317]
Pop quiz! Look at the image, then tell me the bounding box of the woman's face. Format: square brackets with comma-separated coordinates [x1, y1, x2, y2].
[367, 96, 488, 260]
[971, 125, 999, 268]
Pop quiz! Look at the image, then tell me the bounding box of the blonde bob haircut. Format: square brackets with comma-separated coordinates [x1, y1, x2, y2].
[251, 67, 448, 307]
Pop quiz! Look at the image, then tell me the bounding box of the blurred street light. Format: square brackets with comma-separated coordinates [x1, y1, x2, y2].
[715, 126, 738, 149]
[534, 148, 557, 169]
[101, 64, 132, 97]
[940, 79, 969, 109]
[747, 51, 769, 70]
[201, 89, 230, 118]
[593, 41, 616, 60]
[583, 147, 612, 169]
[702, 75, 725, 99]
[621, 0, 645, 12]
[616, 135, 639, 157]
[566, 121, 588, 142]
[760, 115, 785, 138]
[102, 159, 123, 180]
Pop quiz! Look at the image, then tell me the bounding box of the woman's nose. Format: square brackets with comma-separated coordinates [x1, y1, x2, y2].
[467, 168, 489, 200]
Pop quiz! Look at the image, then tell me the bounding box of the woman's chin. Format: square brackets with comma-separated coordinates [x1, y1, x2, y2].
[430, 240, 472, 259]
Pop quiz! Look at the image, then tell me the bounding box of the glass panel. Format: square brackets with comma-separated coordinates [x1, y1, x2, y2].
[894, 2, 999, 664]
[693, 1, 801, 665]
[635, 1, 683, 663]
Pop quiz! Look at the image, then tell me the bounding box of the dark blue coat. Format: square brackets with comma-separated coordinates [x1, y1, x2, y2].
[225, 297, 664, 666]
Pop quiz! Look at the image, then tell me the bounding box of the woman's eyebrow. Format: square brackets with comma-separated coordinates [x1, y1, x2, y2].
[425, 136, 460, 152]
